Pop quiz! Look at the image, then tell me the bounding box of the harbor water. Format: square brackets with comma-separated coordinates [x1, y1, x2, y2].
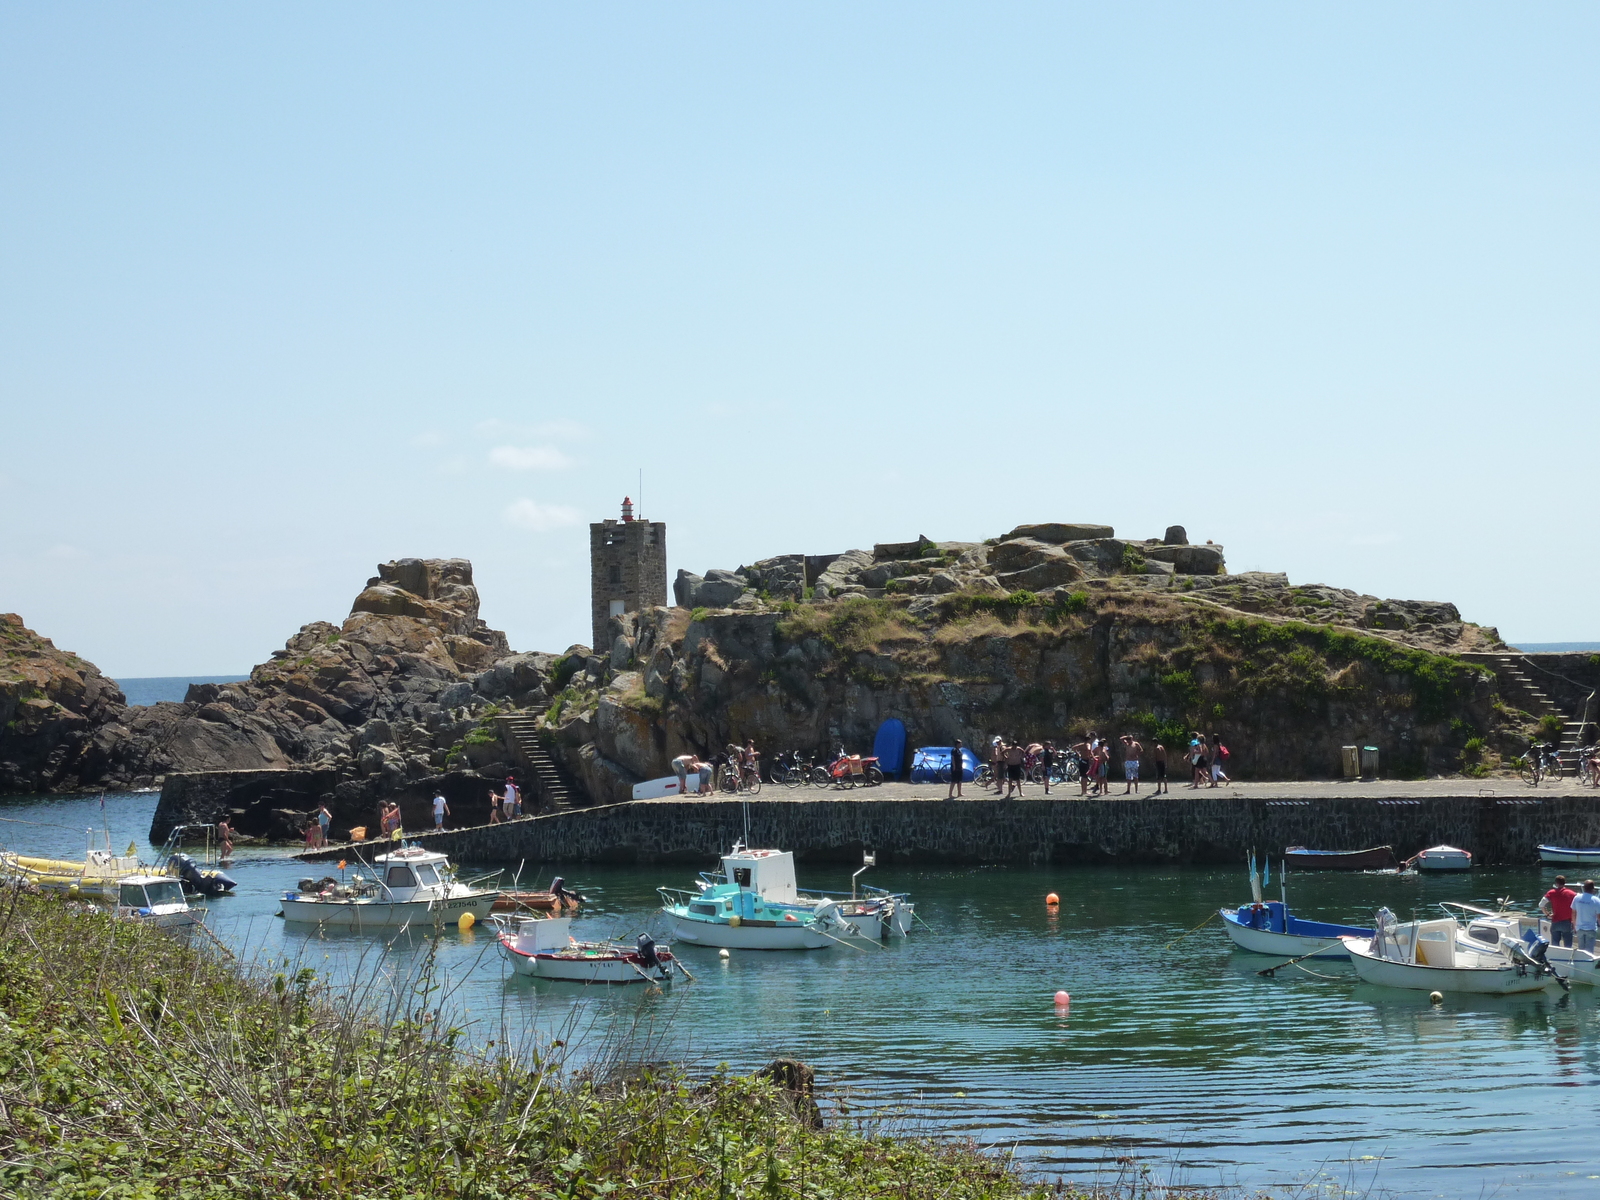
[5, 790, 1600, 1197]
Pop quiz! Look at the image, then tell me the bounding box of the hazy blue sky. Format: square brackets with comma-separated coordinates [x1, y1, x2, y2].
[3, 5, 1596, 676]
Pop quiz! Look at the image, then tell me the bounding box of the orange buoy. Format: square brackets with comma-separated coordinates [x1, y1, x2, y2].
[1054, 990, 1070, 1006]
[1045, 893, 1060, 906]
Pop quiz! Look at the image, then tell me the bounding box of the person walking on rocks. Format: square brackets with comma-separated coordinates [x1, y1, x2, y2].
[1120, 735, 1143, 794]
[946, 739, 965, 799]
[1152, 742, 1169, 795]
[1003, 739, 1027, 798]
[432, 790, 450, 830]
[1573, 880, 1600, 953]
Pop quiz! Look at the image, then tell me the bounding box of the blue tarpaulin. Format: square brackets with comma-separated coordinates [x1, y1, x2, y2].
[909, 746, 979, 783]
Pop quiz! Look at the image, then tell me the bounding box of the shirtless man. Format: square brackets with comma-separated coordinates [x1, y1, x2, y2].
[1003, 739, 1027, 798]
[1152, 742, 1169, 794]
[1120, 734, 1143, 795]
[1072, 738, 1093, 796]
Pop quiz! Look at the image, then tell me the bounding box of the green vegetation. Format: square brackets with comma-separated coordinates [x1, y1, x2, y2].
[550, 654, 582, 690]
[777, 597, 908, 656]
[324, 632, 341, 645]
[935, 589, 1089, 627]
[1537, 713, 1565, 740]
[0, 892, 1052, 1200]
[1120, 544, 1146, 573]
[690, 606, 710, 623]
[1133, 712, 1191, 748]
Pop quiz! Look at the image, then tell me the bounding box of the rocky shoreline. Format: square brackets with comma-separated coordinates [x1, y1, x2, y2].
[7, 518, 1593, 846]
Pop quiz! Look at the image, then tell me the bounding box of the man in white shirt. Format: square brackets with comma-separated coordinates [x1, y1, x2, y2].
[1571, 879, 1600, 954]
[431, 791, 450, 830]
[504, 776, 519, 819]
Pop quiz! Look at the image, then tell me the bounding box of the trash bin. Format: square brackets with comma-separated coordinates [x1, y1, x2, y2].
[1341, 746, 1360, 778]
[1359, 746, 1379, 780]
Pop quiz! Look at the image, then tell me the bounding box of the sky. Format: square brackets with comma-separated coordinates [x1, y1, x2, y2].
[2, 4, 1597, 676]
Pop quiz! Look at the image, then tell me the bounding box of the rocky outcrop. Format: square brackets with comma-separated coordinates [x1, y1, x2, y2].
[1, 614, 134, 792]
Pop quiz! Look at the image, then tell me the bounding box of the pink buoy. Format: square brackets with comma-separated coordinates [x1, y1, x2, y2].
[1053, 990, 1070, 1006]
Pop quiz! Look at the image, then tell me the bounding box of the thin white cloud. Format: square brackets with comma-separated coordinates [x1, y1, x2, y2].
[475, 418, 590, 441]
[503, 499, 581, 531]
[489, 445, 574, 470]
[45, 544, 83, 559]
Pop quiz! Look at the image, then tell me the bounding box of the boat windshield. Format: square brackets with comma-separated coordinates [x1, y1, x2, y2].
[145, 881, 185, 907]
[119, 883, 146, 907]
[386, 865, 417, 889]
[689, 901, 717, 916]
[414, 864, 441, 888]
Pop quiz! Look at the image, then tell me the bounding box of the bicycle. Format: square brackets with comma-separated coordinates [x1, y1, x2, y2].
[717, 760, 762, 795]
[1519, 742, 1563, 786]
[1574, 745, 1599, 788]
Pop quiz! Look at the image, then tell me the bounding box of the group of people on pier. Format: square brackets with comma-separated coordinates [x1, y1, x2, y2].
[944, 731, 1231, 799]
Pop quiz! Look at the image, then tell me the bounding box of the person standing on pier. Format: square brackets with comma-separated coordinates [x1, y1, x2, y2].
[316, 803, 332, 846]
[1120, 734, 1143, 794]
[1572, 880, 1600, 953]
[1152, 742, 1169, 794]
[1039, 740, 1056, 795]
[432, 790, 450, 830]
[1003, 739, 1026, 797]
[946, 739, 964, 799]
[672, 753, 696, 796]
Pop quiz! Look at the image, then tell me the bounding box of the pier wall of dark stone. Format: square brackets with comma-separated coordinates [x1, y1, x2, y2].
[300, 794, 1600, 868]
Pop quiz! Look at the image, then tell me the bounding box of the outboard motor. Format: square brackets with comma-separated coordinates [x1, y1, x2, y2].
[172, 853, 238, 898]
[549, 876, 585, 905]
[1509, 935, 1569, 991]
[636, 933, 667, 977]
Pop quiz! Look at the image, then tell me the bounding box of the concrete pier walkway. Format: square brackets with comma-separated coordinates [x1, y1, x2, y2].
[299, 777, 1600, 868]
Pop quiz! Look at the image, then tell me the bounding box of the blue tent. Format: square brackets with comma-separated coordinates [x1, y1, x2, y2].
[909, 746, 979, 783]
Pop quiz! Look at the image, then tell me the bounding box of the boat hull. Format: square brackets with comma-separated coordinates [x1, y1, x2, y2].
[1537, 845, 1600, 866]
[1221, 913, 1355, 959]
[659, 909, 833, 950]
[1413, 845, 1473, 872]
[1283, 845, 1397, 871]
[281, 892, 497, 928]
[1344, 938, 1551, 993]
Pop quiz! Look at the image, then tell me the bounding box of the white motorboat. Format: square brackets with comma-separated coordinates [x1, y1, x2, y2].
[1537, 845, 1600, 867]
[1408, 845, 1473, 872]
[114, 874, 204, 934]
[659, 847, 864, 950]
[1444, 902, 1600, 987]
[1343, 909, 1558, 994]
[279, 846, 499, 929]
[495, 914, 679, 983]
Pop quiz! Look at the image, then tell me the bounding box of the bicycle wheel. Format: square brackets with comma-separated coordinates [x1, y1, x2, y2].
[810, 766, 831, 788]
[720, 766, 740, 793]
[782, 766, 803, 788]
[866, 766, 884, 786]
[976, 764, 994, 787]
[1547, 756, 1567, 780]
[935, 765, 951, 784]
[746, 775, 761, 795]
[1518, 759, 1537, 786]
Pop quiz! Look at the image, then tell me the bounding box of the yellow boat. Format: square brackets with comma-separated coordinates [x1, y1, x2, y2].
[2, 834, 143, 901]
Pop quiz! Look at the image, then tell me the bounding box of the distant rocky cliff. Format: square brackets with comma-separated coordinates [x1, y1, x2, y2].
[547, 520, 1518, 803]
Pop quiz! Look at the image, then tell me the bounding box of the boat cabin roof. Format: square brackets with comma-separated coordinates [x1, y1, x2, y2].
[374, 847, 450, 866]
[119, 874, 175, 886]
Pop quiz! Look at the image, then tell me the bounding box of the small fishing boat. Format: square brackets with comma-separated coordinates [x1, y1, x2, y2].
[491, 875, 584, 913]
[1220, 853, 1370, 959]
[1536, 845, 1600, 867]
[780, 852, 913, 939]
[1343, 909, 1558, 994]
[495, 914, 680, 984]
[1282, 845, 1397, 871]
[279, 846, 499, 929]
[1444, 902, 1600, 987]
[1407, 845, 1473, 872]
[658, 847, 864, 950]
[114, 874, 205, 933]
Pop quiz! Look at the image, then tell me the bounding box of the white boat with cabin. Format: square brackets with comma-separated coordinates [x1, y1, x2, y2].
[658, 847, 864, 950]
[1444, 902, 1600, 987]
[115, 874, 205, 933]
[279, 846, 499, 929]
[1342, 909, 1558, 994]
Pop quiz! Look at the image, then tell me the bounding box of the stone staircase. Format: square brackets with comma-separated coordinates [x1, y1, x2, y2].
[495, 710, 574, 810]
[1466, 653, 1588, 758]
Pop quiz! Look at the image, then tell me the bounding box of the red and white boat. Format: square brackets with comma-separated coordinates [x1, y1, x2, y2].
[494, 914, 680, 984]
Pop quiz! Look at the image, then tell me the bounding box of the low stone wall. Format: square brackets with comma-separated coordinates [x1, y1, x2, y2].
[300, 793, 1600, 868]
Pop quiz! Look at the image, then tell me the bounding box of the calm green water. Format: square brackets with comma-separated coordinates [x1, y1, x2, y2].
[6, 791, 1600, 1197]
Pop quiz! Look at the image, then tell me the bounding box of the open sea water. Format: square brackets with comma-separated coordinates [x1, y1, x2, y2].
[5, 790, 1600, 1197]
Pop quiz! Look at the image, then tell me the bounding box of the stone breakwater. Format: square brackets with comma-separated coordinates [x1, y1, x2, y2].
[299, 792, 1600, 868]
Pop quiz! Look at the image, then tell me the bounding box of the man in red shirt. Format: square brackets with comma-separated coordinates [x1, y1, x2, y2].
[1541, 875, 1578, 948]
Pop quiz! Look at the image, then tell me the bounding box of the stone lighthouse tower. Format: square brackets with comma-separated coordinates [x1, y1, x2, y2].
[589, 497, 667, 654]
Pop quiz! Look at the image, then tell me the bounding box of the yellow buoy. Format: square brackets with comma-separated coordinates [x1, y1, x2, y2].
[728, 915, 742, 927]
[458, 911, 475, 931]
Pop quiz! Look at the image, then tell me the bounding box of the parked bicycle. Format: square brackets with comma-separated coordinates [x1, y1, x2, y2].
[1575, 745, 1600, 788]
[825, 751, 884, 788]
[769, 750, 814, 788]
[1518, 741, 1564, 786]
[717, 757, 761, 795]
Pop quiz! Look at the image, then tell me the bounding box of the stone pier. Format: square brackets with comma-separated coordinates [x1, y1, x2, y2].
[299, 781, 1600, 868]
